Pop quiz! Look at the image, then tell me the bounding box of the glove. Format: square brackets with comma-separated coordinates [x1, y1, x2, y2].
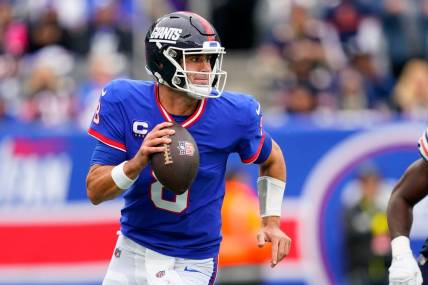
[389, 236, 423, 285]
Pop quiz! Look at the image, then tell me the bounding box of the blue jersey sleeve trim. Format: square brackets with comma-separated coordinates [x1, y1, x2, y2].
[90, 140, 127, 166]
[254, 132, 272, 164]
[88, 128, 126, 152]
[242, 133, 266, 164]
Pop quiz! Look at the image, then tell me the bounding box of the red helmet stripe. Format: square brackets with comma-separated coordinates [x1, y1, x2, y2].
[176, 11, 215, 41]
[192, 13, 215, 41]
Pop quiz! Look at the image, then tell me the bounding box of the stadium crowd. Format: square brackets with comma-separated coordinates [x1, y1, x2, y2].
[256, 0, 428, 117]
[1, 0, 428, 128]
[0, 0, 133, 127]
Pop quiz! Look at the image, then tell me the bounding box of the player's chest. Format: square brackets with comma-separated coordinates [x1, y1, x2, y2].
[125, 116, 234, 164]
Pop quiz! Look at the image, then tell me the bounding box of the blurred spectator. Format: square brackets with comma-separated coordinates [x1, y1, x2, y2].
[0, 1, 28, 55]
[283, 3, 337, 83]
[54, 0, 88, 29]
[220, 171, 271, 265]
[342, 163, 391, 285]
[27, 8, 72, 53]
[0, 96, 14, 122]
[254, 44, 288, 95]
[260, 3, 338, 113]
[86, 0, 133, 56]
[76, 50, 127, 128]
[393, 59, 428, 116]
[324, 0, 374, 50]
[281, 84, 318, 113]
[348, 48, 394, 110]
[54, 0, 92, 56]
[381, 0, 423, 77]
[421, 0, 428, 60]
[335, 66, 367, 110]
[218, 170, 271, 285]
[2, 0, 428, 125]
[20, 46, 75, 126]
[326, 41, 392, 112]
[0, 55, 22, 116]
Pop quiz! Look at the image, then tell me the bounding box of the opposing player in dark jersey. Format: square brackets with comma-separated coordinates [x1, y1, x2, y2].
[387, 128, 428, 285]
[86, 11, 291, 285]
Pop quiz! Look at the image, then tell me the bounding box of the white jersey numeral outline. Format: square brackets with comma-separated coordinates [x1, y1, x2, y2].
[150, 180, 189, 213]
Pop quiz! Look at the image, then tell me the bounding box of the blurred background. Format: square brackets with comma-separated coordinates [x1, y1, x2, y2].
[1, 0, 428, 284]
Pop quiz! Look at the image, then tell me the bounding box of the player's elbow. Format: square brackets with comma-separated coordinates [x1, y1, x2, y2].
[260, 140, 286, 179]
[387, 185, 411, 212]
[85, 165, 109, 205]
[87, 189, 102, 205]
[86, 175, 102, 205]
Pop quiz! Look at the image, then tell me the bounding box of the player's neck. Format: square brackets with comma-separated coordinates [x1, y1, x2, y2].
[158, 84, 199, 116]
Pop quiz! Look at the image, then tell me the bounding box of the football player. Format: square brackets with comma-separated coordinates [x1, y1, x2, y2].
[387, 128, 428, 285]
[86, 11, 291, 285]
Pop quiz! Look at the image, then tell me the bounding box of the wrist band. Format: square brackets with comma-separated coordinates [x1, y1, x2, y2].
[111, 161, 138, 190]
[391, 236, 412, 257]
[257, 176, 286, 217]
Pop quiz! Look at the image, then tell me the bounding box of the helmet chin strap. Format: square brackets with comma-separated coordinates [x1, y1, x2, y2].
[160, 78, 206, 100]
[186, 92, 203, 100]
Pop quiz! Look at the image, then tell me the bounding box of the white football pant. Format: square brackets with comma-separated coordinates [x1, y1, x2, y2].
[103, 233, 218, 285]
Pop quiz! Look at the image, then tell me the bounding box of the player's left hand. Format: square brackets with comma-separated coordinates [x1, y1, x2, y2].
[389, 253, 423, 285]
[257, 216, 291, 268]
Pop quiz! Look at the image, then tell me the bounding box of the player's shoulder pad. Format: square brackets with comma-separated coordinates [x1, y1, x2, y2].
[221, 91, 262, 124]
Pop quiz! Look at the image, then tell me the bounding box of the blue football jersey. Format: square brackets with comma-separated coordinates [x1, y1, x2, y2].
[88, 79, 268, 259]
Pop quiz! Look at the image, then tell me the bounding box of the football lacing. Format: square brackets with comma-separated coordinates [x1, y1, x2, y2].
[163, 141, 173, 165]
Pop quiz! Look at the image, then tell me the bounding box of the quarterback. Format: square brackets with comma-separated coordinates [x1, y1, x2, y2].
[86, 11, 291, 285]
[387, 128, 428, 285]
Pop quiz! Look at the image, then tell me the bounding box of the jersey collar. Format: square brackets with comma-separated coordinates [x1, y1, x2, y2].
[154, 83, 207, 128]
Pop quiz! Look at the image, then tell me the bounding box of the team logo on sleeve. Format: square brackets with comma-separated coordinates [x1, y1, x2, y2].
[177, 141, 195, 156]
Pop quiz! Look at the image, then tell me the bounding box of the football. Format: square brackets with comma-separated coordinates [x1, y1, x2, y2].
[150, 123, 199, 195]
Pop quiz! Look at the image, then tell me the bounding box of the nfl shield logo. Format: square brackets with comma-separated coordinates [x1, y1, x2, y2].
[114, 248, 121, 258]
[156, 270, 165, 278]
[177, 141, 194, 156]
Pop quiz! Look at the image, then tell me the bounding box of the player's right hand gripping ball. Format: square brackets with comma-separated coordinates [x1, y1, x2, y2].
[150, 123, 199, 195]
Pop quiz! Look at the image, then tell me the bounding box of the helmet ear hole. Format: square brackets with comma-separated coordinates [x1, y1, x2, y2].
[168, 49, 178, 58]
[173, 77, 181, 85]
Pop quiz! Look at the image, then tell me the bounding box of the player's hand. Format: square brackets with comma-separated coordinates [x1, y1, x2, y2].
[389, 253, 422, 285]
[132, 122, 175, 169]
[389, 236, 423, 285]
[257, 216, 291, 267]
